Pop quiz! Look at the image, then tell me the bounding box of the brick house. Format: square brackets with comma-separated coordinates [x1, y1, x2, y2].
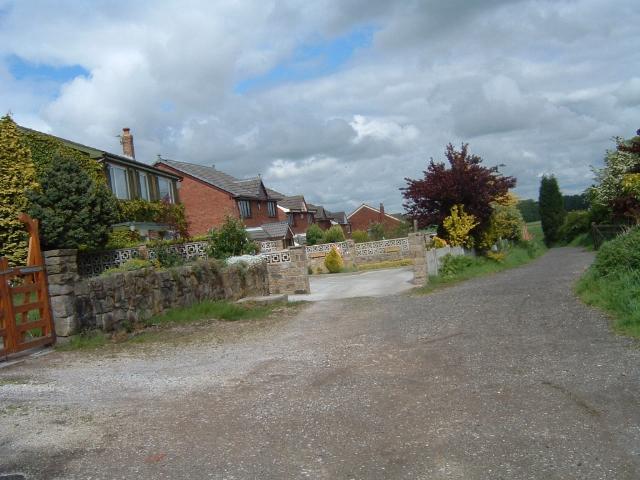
[154, 159, 283, 236]
[246, 221, 295, 250]
[347, 203, 402, 233]
[269, 193, 316, 235]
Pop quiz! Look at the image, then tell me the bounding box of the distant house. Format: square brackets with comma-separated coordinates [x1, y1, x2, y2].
[326, 210, 351, 235]
[246, 221, 294, 250]
[348, 203, 402, 233]
[268, 193, 316, 234]
[154, 159, 283, 236]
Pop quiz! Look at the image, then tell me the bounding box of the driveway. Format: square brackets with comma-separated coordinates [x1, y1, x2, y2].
[1, 248, 639, 479]
[291, 266, 415, 301]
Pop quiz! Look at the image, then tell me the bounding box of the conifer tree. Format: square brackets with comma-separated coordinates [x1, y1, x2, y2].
[538, 175, 566, 246]
[27, 156, 118, 250]
[0, 115, 39, 264]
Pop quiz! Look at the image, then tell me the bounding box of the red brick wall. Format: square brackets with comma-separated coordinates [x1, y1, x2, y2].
[156, 164, 237, 236]
[349, 206, 401, 232]
[287, 212, 314, 234]
[242, 200, 279, 228]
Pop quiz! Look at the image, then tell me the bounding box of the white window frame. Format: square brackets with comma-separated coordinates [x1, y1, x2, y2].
[238, 200, 251, 218]
[158, 176, 174, 203]
[139, 172, 150, 201]
[109, 164, 129, 200]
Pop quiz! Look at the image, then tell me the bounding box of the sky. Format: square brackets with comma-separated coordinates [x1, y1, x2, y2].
[1, 0, 639, 213]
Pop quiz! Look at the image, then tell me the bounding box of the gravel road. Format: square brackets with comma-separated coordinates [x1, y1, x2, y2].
[1, 247, 639, 479]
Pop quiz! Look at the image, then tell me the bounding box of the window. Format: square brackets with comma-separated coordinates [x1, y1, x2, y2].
[158, 177, 174, 203]
[139, 172, 150, 201]
[238, 200, 251, 218]
[109, 164, 129, 200]
[287, 213, 295, 226]
[267, 201, 276, 217]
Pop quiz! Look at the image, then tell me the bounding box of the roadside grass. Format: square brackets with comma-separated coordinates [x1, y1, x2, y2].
[576, 269, 640, 338]
[416, 232, 547, 294]
[356, 259, 413, 271]
[56, 300, 301, 351]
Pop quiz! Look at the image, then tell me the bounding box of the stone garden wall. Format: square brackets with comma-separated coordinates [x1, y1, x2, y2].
[46, 250, 269, 335]
[265, 247, 310, 295]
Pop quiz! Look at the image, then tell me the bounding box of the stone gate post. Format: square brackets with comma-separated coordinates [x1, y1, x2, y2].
[408, 232, 427, 286]
[44, 249, 79, 336]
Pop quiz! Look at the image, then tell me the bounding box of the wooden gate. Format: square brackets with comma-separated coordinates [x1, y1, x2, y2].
[0, 214, 56, 358]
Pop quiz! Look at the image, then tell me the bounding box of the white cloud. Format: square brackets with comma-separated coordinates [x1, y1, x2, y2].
[0, 0, 638, 211]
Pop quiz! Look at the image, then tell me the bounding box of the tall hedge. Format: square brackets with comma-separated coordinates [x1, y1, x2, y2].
[27, 156, 119, 250]
[539, 175, 566, 246]
[0, 116, 39, 265]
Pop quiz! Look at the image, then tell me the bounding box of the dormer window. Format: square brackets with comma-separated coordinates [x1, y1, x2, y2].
[267, 201, 276, 217]
[238, 200, 251, 218]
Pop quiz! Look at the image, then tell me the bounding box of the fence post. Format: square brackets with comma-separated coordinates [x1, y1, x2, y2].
[44, 249, 79, 336]
[408, 232, 427, 286]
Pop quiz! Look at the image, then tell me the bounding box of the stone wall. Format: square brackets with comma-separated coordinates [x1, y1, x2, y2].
[266, 247, 310, 295]
[408, 233, 427, 286]
[45, 249, 269, 335]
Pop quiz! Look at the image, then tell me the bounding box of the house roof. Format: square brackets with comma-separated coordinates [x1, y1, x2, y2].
[17, 125, 180, 180]
[307, 203, 328, 219]
[246, 221, 293, 241]
[326, 211, 348, 224]
[347, 203, 403, 224]
[157, 158, 276, 200]
[278, 195, 307, 212]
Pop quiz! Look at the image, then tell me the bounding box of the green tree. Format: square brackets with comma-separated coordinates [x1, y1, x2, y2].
[517, 199, 540, 222]
[322, 225, 346, 243]
[305, 224, 324, 245]
[27, 156, 119, 250]
[0, 115, 39, 264]
[208, 215, 256, 259]
[539, 175, 566, 246]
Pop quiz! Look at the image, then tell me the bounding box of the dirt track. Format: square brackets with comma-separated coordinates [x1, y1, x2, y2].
[1, 247, 639, 479]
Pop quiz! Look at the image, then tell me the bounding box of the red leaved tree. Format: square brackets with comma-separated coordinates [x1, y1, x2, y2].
[402, 143, 516, 235]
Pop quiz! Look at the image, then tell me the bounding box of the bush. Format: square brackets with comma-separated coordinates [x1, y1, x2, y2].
[306, 224, 324, 246]
[352, 230, 369, 243]
[389, 221, 412, 239]
[443, 204, 478, 247]
[154, 243, 184, 268]
[368, 222, 386, 241]
[208, 215, 255, 259]
[323, 225, 345, 244]
[105, 229, 142, 249]
[592, 227, 640, 276]
[432, 236, 447, 248]
[102, 258, 156, 276]
[558, 210, 590, 243]
[27, 156, 119, 251]
[439, 254, 476, 277]
[324, 247, 344, 273]
[118, 199, 189, 239]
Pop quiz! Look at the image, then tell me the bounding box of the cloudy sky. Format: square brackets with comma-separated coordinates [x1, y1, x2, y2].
[1, 1, 638, 212]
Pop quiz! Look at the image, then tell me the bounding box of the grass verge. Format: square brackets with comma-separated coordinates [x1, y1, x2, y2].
[56, 300, 299, 351]
[415, 237, 547, 294]
[576, 267, 640, 338]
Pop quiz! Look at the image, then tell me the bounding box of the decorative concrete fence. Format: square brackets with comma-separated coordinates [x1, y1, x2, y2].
[259, 240, 279, 253]
[78, 240, 210, 277]
[354, 237, 410, 265]
[306, 241, 354, 272]
[45, 247, 311, 336]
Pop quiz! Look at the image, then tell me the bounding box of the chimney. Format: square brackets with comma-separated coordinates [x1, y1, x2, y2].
[121, 127, 135, 159]
[379, 202, 385, 222]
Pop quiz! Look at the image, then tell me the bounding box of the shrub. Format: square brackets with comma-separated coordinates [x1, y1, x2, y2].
[154, 243, 184, 268]
[368, 222, 386, 241]
[102, 258, 155, 275]
[106, 230, 142, 249]
[432, 236, 448, 248]
[558, 210, 590, 243]
[118, 199, 189, 238]
[352, 230, 369, 243]
[27, 156, 119, 251]
[439, 254, 476, 277]
[0, 115, 38, 265]
[443, 204, 478, 247]
[324, 247, 344, 273]
[323, 225, 345, 244]
[485, 251, 506, 263]
[208, 215, 255, 259]
[477, 202, 524, 251]
[389, 221, 412, 239]
[592, 227, 640, 276]
[305, 224, 324, 246]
